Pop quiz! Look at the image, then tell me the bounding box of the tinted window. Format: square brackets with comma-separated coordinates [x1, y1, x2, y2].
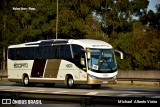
[72, 44, 86, 68]
[8, 48, 17, 60]
[8, 45, 72, 60]
[43, 46, 52, 59]
[35, 47, 43, 59]
[52, 45, 59, 58]
[51, 45, 72, 59]
[60, 45, 72, 59]
[8, 47, 35, 60]
[72, 44, 84, 58]
[24, 47, 34, 60]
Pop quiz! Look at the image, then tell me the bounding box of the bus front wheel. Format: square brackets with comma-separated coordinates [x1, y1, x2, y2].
[23, 76, 30, 86]
[67, 76, 76, 88]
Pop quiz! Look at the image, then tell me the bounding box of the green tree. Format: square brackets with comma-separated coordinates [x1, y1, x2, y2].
[0, 0, 160, 70]
[140, 4, 160, 30]
[96, 0, 149, 37]
[111, 21, 160, 70]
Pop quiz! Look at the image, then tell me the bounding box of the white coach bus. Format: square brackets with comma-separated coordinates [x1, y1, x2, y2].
[7, 39, 123, 88]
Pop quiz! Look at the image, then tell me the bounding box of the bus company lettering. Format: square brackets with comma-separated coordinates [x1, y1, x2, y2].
[14, 63, 28, 68]
[66, 64, 72, 68]
[92, 45, 109, 47]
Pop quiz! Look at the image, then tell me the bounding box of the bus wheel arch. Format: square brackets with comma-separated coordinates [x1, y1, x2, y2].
[23, 74, 30, 86]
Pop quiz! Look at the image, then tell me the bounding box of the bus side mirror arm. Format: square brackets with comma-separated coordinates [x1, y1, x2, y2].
[86, 48, 91, 59]
[114, 49, 123, 59]
[87, 52, 91, 59]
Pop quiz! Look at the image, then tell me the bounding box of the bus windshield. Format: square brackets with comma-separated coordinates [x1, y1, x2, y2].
[88, 49, 117, 73]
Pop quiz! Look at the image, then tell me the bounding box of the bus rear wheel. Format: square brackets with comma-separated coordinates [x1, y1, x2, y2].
[91, 84, 101, 89]
[23, 76, 30, 86]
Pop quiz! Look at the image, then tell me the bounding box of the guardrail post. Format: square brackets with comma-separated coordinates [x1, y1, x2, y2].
[81, 98, 86, 107]
[131, 80, 133, 85]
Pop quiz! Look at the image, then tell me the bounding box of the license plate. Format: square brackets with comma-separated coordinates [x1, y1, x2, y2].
[103, 81, 108, 83]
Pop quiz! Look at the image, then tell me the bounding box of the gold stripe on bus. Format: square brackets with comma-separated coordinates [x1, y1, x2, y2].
[29, 79, 64, 84]
[8, 79, 22, 82]
[44, 59, 61, 78]
[74, 81, 87, 84]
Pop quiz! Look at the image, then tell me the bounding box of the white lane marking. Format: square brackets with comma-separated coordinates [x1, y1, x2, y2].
[1, 89, 21, 92]
[129, 92, 142, 94]
[86, 92, 99, 95]
[13, 89, 23, 91]
[1, 90, 11, 91]
[53, 91, 69, 93]
[2, 89, 23, 91]
[24, 90, 38, 92]
[35, 90, 45, 92]
[152, 96, 160, 98]
[117, 94, 131, 96]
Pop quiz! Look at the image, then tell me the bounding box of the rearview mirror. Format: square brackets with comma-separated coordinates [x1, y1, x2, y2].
[114, 49, 123, 59]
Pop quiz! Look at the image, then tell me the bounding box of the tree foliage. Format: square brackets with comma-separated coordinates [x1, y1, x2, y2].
[0, 0, 160, 70]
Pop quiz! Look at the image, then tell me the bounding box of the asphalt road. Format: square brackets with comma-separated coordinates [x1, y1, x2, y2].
[0, 82, 160, 97]
[0, 82, 160, 107]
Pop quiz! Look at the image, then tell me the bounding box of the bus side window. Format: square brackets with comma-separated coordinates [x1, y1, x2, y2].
[60, 45, 72, 59]
[25, 47, 34, 60]
[8, 48, 16, 60]
[72, 44, 82, 58]
[16, 48, 22, 60]
[35, 47, 43, 59]
[52, 46, 60, 59]
[11, 48, 24, 60]
[72, 44, 86, 67]
[43, 46, 52, 59]
[52, 46, 55, 59]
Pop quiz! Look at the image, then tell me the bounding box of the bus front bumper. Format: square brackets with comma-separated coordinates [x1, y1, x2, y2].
[87, 75, 117, 85]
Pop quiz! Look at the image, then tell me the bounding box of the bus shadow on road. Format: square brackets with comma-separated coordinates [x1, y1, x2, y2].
[11, 82, 113, 90]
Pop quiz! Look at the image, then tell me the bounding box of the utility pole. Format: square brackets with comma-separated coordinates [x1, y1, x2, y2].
[3, 15, 6, 70]
[55, 0, 59, 39]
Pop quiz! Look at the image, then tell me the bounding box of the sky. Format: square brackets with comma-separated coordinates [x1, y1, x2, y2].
[148, 0, 160, 12]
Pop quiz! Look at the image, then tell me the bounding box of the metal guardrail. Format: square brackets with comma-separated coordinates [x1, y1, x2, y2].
[0, 75, 8, 80]
[0, 70, 7, 80]
[0, 62, 7, 70]
[117, 78, 160, 86]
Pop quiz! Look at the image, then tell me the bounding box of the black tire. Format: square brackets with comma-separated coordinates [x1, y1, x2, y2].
[91, 84, 101, 89]
[67, 76, 76, 88]
[23, 76, 30, 86]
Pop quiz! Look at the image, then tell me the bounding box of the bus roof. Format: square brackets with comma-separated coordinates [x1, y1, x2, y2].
[70, 39, 112, 49]
[8, 39, 113, 49]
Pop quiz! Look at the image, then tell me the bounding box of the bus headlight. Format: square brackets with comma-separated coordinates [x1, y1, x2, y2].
[112, 76, 117, 80]
[89, 74, 97, 79]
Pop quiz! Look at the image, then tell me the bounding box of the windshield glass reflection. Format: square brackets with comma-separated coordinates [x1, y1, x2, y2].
[88, 49, 117, 73]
